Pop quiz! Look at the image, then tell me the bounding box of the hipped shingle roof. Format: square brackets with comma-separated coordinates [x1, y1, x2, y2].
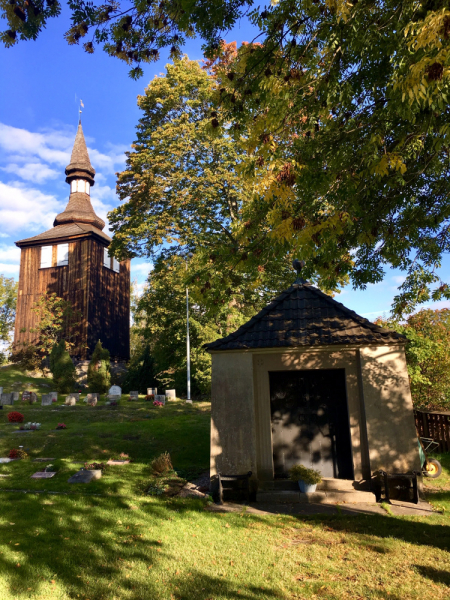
[205, 281, 404, 351]
[16, 222, 111, 246]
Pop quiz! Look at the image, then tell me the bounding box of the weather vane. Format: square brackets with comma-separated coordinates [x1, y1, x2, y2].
[79, 99, 84, 123]
[292, 259, 306, 284]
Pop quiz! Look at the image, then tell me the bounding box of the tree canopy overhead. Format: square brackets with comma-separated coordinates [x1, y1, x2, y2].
[4, 1, 450, 313]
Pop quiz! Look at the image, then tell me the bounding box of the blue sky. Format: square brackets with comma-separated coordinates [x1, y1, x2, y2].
[0, 6, 448, 319]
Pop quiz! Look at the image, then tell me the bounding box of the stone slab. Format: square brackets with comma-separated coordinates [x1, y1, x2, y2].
[154, 395, 166, 405]
[0, 393, 13, 406]
[107, 460, 130, 465]
[165, 389, 176, 400]
[31, 472, 56, 479]
[12, 392, 19, 402]
[108, 385, 122, 396]
[68, 469, 102, 484]
[147, 388, 157, 396]
[50, 392, 58, 402]
[41, 394, 52, 406]
[33, 458, 56, 462]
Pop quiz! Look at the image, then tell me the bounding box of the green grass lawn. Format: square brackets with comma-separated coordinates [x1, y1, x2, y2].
[0, 366, 449, 600]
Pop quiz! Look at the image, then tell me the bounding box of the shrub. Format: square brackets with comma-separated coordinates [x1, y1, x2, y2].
[9, 448, 28, 459]
[8, 411, 24, 423]
[151, 452, 173, 476]
[84, 462, 107, 471]
[50, 340, 76, 393]
[122, 345, 157, 394]
[146, 394, 155, 401]
[288, 465, 322, 485]
[87, 340, 111, 394]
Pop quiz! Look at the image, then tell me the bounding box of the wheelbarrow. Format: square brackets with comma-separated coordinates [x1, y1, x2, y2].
[418, 437, 442, 478]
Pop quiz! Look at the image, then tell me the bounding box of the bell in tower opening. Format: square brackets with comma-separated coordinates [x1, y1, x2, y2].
[14, 123, 130, 362]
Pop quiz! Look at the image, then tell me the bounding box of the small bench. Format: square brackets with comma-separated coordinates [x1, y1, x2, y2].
[218, 471, 252, 505]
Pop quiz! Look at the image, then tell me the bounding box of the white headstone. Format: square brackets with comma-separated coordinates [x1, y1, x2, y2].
[12, 392, 19, 402]
[154, 395, 166, 405]
[165, 389, 176, 400]
[109, 385, 122, 396]
[50, 392, 58, 402]
[41, 394, 52, 406]
[147, 388, 157, 396]
[65, 395, 77, 406]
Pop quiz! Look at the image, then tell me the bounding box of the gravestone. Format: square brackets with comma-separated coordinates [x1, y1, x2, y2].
[165, 389, 176, 400]
[154, 395, 166, 405]
[129, 391, 139, 400]
[41, 394, 52, 406]
[65, 396, 77, 406]
[50, 392, 58, 402]
[12, 392, 19, 402]
[109, 385, 122, 396]
[68, 469, 102, 484]
[147, 388, 157, 396]
[30, 392, 37, 404]
[0, 393, 13, 406]
[22, 391, 31, 403]
[88, 397, 98, 407]
[0, 387, 2, 395]
[31, 471, 56, 479]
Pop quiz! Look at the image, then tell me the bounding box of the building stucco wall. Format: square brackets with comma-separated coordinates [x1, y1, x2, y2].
[359, 346, 421, 472]
[210, 352, 257, 492]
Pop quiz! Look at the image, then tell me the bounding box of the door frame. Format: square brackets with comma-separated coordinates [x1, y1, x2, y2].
[252, 348, 364, 481]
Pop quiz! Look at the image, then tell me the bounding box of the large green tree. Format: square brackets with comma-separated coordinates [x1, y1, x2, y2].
[133, 255, 254, 396]
[0, 274, 17, 342]
[376, 309, 450, 411]
[109, 57, 295, 311]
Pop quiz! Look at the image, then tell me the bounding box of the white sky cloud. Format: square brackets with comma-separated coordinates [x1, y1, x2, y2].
[0, 181, 62, 234]
[2, 162, 59, 183]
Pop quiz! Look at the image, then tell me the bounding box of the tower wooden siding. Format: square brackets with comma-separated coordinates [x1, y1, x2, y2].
[14, 123, 130, 361]
[14, 238, 130, 360]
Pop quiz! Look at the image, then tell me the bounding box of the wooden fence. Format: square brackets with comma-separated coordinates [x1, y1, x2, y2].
[414, 410, 450, 453]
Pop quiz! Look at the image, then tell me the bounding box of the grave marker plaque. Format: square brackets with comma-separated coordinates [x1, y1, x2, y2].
[154, 395, 166, 405]
[22, 391, 31, 403]
[41, 394, 52, 406]
[50, 392, 58, 402]
[147, 388, 157, 396]
[65, 395, 77, 406]
[30, 392, 37, 404]
[165, 389, 176, 400]
[129, 391, 139, 400]
[12, 392, 19, 402]
[0, 393, 13, 406]
[109, 385, 122, 396]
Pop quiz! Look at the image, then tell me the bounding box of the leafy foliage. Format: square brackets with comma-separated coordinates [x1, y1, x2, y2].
[49, 340, 77, 394]
[122, 344, 157, 394]
[288, 464, 322, 485]
[11, 292, 81, 371]
[376, 309, 450, 411]
[87, 340, 111, 393]
[0, 274, 17, 346]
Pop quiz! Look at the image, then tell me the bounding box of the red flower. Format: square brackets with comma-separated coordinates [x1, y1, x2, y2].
[8, 412, 24, 423]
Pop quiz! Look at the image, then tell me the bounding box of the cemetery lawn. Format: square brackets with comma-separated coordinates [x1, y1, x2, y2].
[0, 369, 448, 599]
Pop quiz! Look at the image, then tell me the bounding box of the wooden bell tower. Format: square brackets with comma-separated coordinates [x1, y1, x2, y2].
[14, 123, 130, 361]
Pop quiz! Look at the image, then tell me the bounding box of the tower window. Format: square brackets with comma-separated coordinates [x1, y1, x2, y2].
[77, 180, 85, 193]
[112, 257, 120, 273]
[40, 245, 52, 268]
[57, 243, 69, 266]
[85, 181, 90, 195]
[103, 247, 110, 268]
[71, 181, 76, 193]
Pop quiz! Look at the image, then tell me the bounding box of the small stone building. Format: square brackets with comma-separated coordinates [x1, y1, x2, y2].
[205, 275, 421, 492]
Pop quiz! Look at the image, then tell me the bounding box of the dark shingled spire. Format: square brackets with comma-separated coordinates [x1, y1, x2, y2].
[54, 124, 104, 230]
[65, 123, 95, 181]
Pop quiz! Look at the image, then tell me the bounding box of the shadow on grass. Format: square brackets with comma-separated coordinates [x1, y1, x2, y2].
[414, 565, 450, 586]
[0, 493, 282, 600]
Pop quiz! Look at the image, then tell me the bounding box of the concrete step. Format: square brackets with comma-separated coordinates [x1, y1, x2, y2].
[317, 478, 360, 491]
[256, 489, 376, 504]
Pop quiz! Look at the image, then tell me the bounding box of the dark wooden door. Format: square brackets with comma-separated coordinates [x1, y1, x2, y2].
[270, 369, 354, 479]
